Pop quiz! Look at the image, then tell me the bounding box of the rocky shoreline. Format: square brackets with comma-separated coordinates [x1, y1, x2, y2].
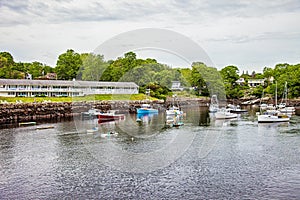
[0, 97, 299, 126]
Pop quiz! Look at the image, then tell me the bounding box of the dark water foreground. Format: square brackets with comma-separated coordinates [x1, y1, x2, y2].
[0, 107, 299, 199]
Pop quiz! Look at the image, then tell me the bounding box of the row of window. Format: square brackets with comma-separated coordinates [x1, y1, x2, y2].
[5, 85, 134, 90]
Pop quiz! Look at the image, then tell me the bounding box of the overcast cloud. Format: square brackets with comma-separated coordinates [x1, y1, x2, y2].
[1, 0, 300, 72]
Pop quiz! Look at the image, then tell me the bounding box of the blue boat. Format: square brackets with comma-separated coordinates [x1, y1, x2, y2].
[136, 104, 158, 114]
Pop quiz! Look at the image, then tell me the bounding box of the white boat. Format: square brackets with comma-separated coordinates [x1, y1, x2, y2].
[87, 127, 98, 134]
[226, 104, 247, 113]
[278, 82, 295, 115]
[257, 82, 290, 123]
[165, 115, 184, 128]
[215, 108, 238, 119]
[166, 106, 183, 115]
[258, 111, 290, 123]
[209, 95, 219, 113]
[100, 131, 118, 138]
[260, 103, 268, 110]
[279, 106, 295, 114]
[81, 108, 102, 119]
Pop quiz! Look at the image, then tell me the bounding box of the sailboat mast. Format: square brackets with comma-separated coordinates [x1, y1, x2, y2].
[285, 81, 287, 104]
[275, 81, 277, 107]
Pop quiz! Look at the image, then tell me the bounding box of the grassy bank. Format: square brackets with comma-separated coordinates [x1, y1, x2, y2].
[0, 94, 158, 103]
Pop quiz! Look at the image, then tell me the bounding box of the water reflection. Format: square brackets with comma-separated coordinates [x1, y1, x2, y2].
[0, 107, 300, 199]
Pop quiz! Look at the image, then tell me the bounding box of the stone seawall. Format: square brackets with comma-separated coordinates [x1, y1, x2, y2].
[0, 98, 210, 125]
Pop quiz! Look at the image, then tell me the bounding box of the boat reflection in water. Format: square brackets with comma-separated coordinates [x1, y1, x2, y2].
[136, 112, 158, 124]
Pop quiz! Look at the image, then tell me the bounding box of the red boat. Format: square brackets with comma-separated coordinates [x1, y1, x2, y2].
[98, 111, 125, 123]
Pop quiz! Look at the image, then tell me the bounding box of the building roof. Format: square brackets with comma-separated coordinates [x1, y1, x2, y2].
[0, 79, 138, 88]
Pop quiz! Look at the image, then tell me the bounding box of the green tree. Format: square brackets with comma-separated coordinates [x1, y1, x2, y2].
[79, 53, 108, 81]
[55, 49, 82, 80]
[191, 62, 225, 99]
[0, 52, 15, 78]
[220, 65, 239, 85]
[220, 65, 241, 99]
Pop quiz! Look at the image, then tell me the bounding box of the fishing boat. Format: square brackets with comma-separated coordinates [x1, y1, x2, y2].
[136, 104, 158, 114]
[209, 95, 219, 113]
[98, 111, 125, 123]
[227, 104, 248, 113]
[215, 108, 238, 119]
[166, 95, 183, 115]
[165, 115, 184, 128]
[166, 105, 183, 115]
[81, 108, 102, 119]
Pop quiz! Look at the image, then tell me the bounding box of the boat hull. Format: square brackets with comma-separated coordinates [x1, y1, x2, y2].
[215, 112, 238, 119]
[257, 115, 290, 123]
[98, 113, 125, 123]
[136, 108, 158, 114]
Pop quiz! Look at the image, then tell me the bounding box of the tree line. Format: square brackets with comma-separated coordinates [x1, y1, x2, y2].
[0, 50, 299, 99]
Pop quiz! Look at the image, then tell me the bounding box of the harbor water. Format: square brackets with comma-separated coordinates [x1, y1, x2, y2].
[0, 107, 300, 199]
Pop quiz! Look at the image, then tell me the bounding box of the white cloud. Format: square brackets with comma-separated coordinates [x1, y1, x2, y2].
[0, 0, 300, 72]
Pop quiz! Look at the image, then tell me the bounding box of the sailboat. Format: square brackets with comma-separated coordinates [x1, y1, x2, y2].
[209, 95, 219, 113]
[278, 82, 295, 115]
[257, 82, 290, 123]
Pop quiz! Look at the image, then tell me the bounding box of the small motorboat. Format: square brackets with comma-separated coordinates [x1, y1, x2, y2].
[166, 106, 183, 116]
[100, 131, 119, 137]
[87, 127, 98, 134]
[215, 108, 238, 119]
[98, 111, 125, 123]
[227, 104, 248, 113]
[81, 108, 102, 119]
[136, 104, 158, 114]
[257, 111, 290, 123]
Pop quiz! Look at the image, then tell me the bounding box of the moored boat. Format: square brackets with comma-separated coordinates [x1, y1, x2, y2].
[215, 108, 238, 119]
[166, 106, 183, 115]
[98, 111, 125, 123]
[227, 104, 248, 113]
[258, 111, 290, 123]
[209, 95, 219, 113]
[136, 104, 158, 114]
[81, 108, 102, 119]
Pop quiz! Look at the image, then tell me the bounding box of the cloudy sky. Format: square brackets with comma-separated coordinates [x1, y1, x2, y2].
[1, 0, 300, 73]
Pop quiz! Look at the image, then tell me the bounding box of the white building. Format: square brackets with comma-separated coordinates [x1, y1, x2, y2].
[236, 78, 245, 86]
[171, 81, 184, 91]
[248, 79, 265, 87]
[0, 79, 139, 97]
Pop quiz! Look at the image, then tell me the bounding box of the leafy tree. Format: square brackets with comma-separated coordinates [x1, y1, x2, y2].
[79, 53, 108, 81]
[191, 62, 225, 99]
[55, 49, 82, 80]
[0, 52, 15, 78]
[220, 65, 239, 85]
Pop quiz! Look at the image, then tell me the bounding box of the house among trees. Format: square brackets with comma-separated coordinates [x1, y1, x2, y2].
[171, 81, 184, 91]
[236, 78, 245, 86]
[248, 79, 265, 87]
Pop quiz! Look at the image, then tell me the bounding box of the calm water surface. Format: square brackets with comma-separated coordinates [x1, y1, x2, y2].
[0, 107, 300, 199]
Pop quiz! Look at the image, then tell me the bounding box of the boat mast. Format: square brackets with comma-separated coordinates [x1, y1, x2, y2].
[284, 81, 288, 105]
[275, 81, 277, 107]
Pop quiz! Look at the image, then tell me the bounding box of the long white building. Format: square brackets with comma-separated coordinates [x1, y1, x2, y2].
[0, 79, 139, 97]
